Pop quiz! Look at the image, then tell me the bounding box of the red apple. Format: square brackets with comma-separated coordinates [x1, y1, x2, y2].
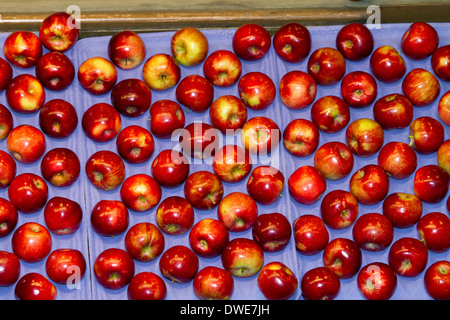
[257, 261, 298, 300]
[0, 104, 13, 141]
[126, 273, 166, 302]
[232, 23, 271, 61]
[402, 68, 440, 107]
[0, 150, 16, 189]
[149, 99, 186, 139]
[314, 141, 354, 181]
[115, 125, 155, 164]
[127, 272, 167, 300]
[82, 102, 122, 143]
[336, 22, 374, 61]
[142, 53, 181, 91]
[39, 11, 79, 52]
[40, 147, 80, 187]
[252, 212, 292, 252]
[409, 116, 444, 154]
[221, 238, 264, 278]
[388, 237, 428, 278]
[45, 249, 87, 285]
[241, 116, 281, 155]
[120, 174, 162, 212]
[372, 93, 414, 130]
[431, 45, 450, 81]
[238, 71, 276, 111]
[212, 145, 252, 183]
[175, 74, 214, 113]
[0, 198, 18, 238]
[44, 196, 83, 235]
[124, 222, 165, 262]
[6, 74, 45, 114]
[217, 192, 258, 232]
[246, 165, 284, 205]
[159, 245, 199, 284]
[424, 261, 450, 300]
[193, 266, 234, 300]
[39, 99, 78, 139]
[322, 238, 362, 279]
[310, 95, 350, 134]
[369, 45, 406, 83]
[345, 118, 384, 157]
[307, 47, 346, 86]
[110, 78, 152, 118]
[189, 218, 229, 258]
[357, 262, 397, 300]
[151, 149, 190, 188]
[416, 212, 450, 253]
[6, 124, 46, 164]
[320, 189, 359, 230]
[8, 173, 48, 214]
[12, 222, 52, 263]
[179, 122, 219, 159]
[340, 71, 377, 108]
[93, 248, 135, 290]
[3, 31, 42, 68]
[155, 196, 195, 236]
[293, 214, 329, 255]
[35, 51, 75, 91]
[203, 50, 242, 87]
[0, 251, 20, 286]
[78, 56, 118, 95]
[352, 213, 394, 252]
[382, 193, 423, 229]
[85, 150, 126, 191]
[437, 139, 450, 175]
[350, 166, 390, 206]
[413, 165, 449, 204]
[184, 170, 223, 210]
[108, 30, 146, 70]
[90, 200, 129, 237]
[283, 119, 320, 158]
[301, 266, 340, 300]
[377, 141, 417, 179]
[209, 95, 247, 134]
[288, 165, 326, 205]
[279, 70, 317, 110]
[273, 22, 311, 63]
[401, 22, 439, 60]
[171, 27, 208, 67]
[0, 58, 13, 92]
[14, 273, 56, 300]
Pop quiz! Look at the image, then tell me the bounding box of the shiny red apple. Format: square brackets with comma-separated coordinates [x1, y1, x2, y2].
[382, 192, 423, 229]
[7, 124, 46, 164]
[82, 102, 122, 143]
[14, 273, 56, 300]
[0, 251, 20, 286]
[279, 70, 317, 110]
[209, 95, 247, 134]
[175, 74, 214, 113]
[217, 192, 258, 232]
[156, 196, 195, 236]
[12, 222, 52, 263]
[159, 245, 199, 284]
[402, 68, 440, 107]
[310, 95, 350, 134]
[143, 53, 181, 91]
[6, 74, 45, 114]
[369, 45, 406, 83]
[246, 165, 284, 205]
[377, 141, 417, 179]
[45, 248, 87, 285]
[115, 125, 155, 164]
[252, 212, 292, 253]
[0, 150, 16, 189]
[127, 272, 167, 300]
[340, 71, 377, 108]
[424, 261, 450, 300]
[184, 170, 223, 210]
[350, 164, 390, 206]
[357, 262, 397, 300]
[322, 238, 362, 279]
[179, 122, 219, 160]
[273, 22, 311, 63]
[413, 165, 449, 204]
[320, 189, 359, 230]
[0, 198, 18, 238]
[314, 141, 354, 181]
[43, 196, 83, 235]
[151, 149, 190, 189]
[39, 11, 79, 52]
[431, 44, 450, 81]
[336, 22, 374, 61]
[212, 145, 252, 183]
[293, 214, 329, 255]
[120, 174, 162, 212]
[171, 27, 208, 67]
[301, 266, 340, 300]
[241, 116, 281, 155]
[232, 23, 271, 61]
[416, 212, 450, 253]
[388, 237, 428, 278]
[345, 118, 384, 157]
[108, 30, 146, 70]
[93, 248, 135, 290]
[189, 218, 229, 258]
[39, 99, 78, 139]
[8, 173, 48, 214]
[372, 93, 414, 130]
[221, 238, 264, 278]
[110, 78, 151, 118]
[35, 51, 75, 91]
[149, 99, 185, 139]
[78, 56, 118, 95]
[193, 266, 234, 300]
[307, 47, 346, 86]
[257, 261, 298, 300]
[85, 150, 126, 191]
[283, 118, 320, 158]
[90, 200, 129, 237]
[40, 147, 80, 187]
[124, 222, 165, 262]
[352, 213, 394, 252]
[3, 31, 42, 68]
[203, 49, 242, 87]
[238, 71, 276, 111]
[409, 116, 444, 154]
[288, 165, 326, 205]
[401, 22, 439, 60]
